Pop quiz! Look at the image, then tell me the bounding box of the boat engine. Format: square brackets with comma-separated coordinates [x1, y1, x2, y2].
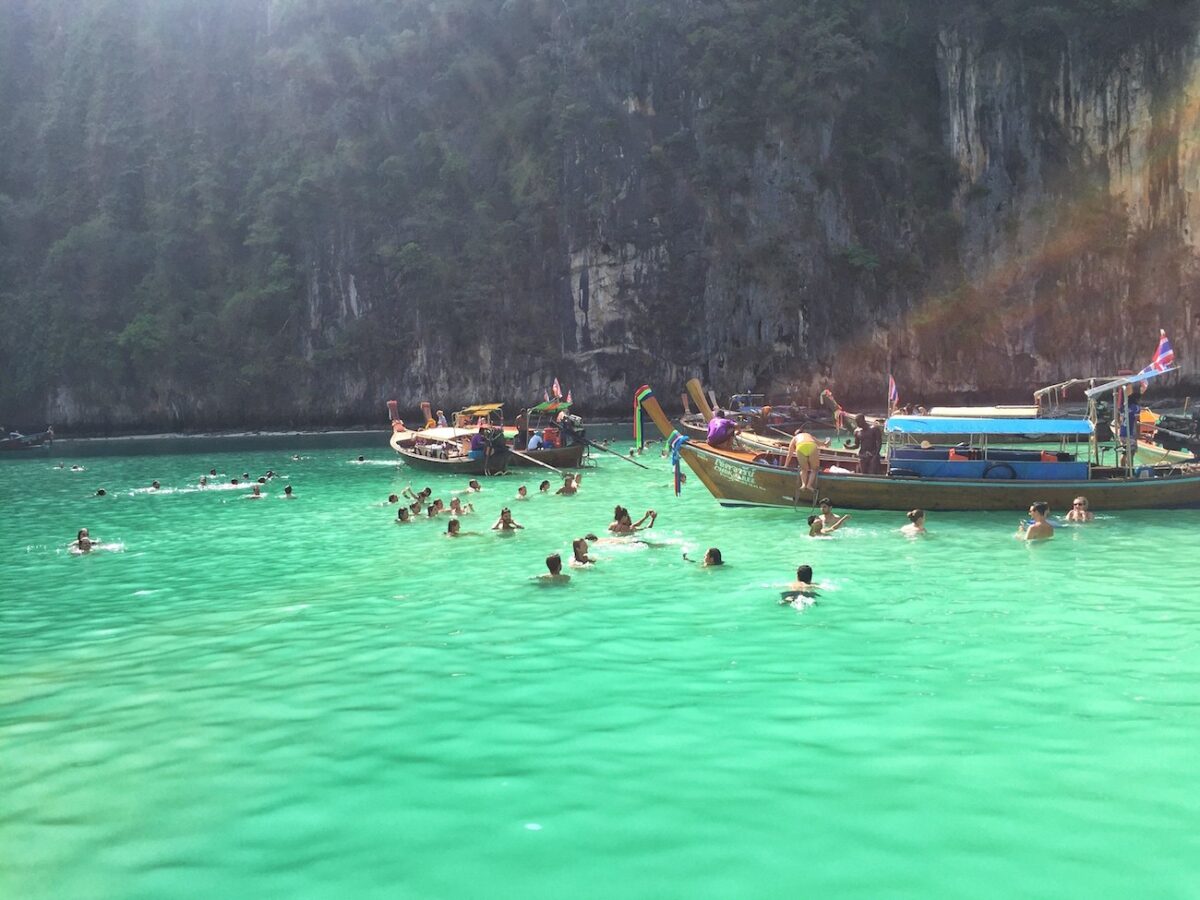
[1153, 411, 1200, 456]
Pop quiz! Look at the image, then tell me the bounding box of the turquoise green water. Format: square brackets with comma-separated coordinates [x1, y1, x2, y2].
[3, 436, 1199, 898]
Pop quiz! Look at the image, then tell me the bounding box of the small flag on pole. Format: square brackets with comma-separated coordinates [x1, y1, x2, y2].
[1138, 329, 1176, 375]
[566, 389, 572, 404]
[888, 375, 899, 410]
[544, 389, 550, 402]
[552, 378, 562, 399]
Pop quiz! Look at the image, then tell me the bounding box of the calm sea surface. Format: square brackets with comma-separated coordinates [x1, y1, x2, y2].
[2, 433, 1199, 898]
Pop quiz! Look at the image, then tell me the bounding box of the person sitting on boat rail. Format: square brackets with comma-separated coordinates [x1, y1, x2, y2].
[1066, 496, 1094, 522]
[706, 414, 738, 450]
[556, 474, 581, 496]
[609, 506, 656, 534]
[491, 507, 524, 531]
[449, 498, 473, 516]
[1017, 502, 1054, 540]
[516, 485, 529, 500]
[843, 413, 883, 475]
[784, 432, 828, 492]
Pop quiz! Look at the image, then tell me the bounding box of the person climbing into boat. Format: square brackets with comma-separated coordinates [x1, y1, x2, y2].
[466, 479, 482, 493]
[1066, 496, 1093, 522]
[1017, 502, 1054, 540]
[468, 428, 488, 462]
[902, 509, 926, 535]
[151, 480, 161, 491]
[539, 553, 571, 584]
[843, 413, 883, 475]
[807, 514, 845, 537]
[784, 431, 826, 492]
[95, 488, 107, 497]
[570, 538, 595, 567]
[706, 413, 738, 449]
[446, 518, 462, 537]
[538, 480, 551, 493]
[491, 507, 523, 531]
[817, 498, 849, 530]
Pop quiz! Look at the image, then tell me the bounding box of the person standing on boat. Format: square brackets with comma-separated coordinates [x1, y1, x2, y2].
[436, 409, 448, 427]
[844, 414, 883, 475]
[1017, 502, 1054, 540]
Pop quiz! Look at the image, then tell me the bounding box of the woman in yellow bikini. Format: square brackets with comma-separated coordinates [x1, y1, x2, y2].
[783, 431, 827, 492]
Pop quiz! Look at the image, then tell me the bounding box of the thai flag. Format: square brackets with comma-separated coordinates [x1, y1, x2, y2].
[888, 375, 899, 408]
[552, 378, 562, 399]
[1139, 329, 1176, 374]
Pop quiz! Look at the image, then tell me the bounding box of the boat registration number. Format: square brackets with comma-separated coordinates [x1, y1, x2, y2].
[713, 458, 759, 487]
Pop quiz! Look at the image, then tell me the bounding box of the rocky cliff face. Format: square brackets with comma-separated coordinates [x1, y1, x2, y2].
[10, 3, 1200, 431]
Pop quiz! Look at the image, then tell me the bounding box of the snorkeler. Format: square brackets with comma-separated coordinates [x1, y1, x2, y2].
[1017, 501, 1054, 540]
[817, 498, 849, 531]
[902, 509, 926, 535]
[397, 507, 411, 523]
[491, 507, 523, 531]
[556, 474, 581, 496]
[539, 553, 571, 584]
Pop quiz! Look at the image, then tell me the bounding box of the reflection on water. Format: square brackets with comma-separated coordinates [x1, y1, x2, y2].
[2, 435, 1199, 898]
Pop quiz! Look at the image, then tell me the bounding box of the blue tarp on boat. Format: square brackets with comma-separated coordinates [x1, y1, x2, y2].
[885, 416, 1093, 436]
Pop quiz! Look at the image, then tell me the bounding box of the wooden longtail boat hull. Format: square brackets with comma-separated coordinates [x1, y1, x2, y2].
[393, 446, 511, 475]
[677, 441, 1200, 510]
[638, 385, 1200, 511]
[509, 443, 586, 468]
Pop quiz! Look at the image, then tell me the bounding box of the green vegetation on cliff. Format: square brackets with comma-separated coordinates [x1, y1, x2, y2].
[0, 0, 1195, 427]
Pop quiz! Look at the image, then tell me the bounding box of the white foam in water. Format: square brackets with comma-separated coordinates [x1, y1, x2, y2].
[524, 823, 543, 831]
[132, 589, 156, 596]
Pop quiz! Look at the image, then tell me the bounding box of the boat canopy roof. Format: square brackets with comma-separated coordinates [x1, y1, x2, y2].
[927, 405, 1040, 418]
[457, 403, 503, 417]
[529, 400, 572, 413]
[886, 415, 1093, 436]
[411, 427, 476, 442]
[1083, 366, 1178, 398]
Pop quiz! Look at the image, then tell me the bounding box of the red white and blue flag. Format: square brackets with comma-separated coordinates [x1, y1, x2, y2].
[544, 389, 550, 402]
[552, 378, 562, 399]
[566, 389, 572, 404]
[1139, 329, 1175, 375]
[888, 375, 899, 408]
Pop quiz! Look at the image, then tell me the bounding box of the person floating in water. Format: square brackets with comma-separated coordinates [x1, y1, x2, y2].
[556, 474, 581, 496]
[515, 485, 529, 500]
[356, 455, 365, 462]
[570, 538, 595, 567]
[539, 553, 571, 584]
[491, 507, 523, 531]
[283, 485, 294, 499]
[816, 498, 849, 531]
[1066, 496, 1094, 522]
[780, 565, 817, 603]
[1017, 501, 1054, 540]
[538, 480, 551, 493]
[843, 413, 883, 475]
[683, 547, 724, 566]
[448, 497, 473, 516]
[199, 476, 208, 487]
[95, 488, 107, 497]
[902, 508, 926, 535]
[71, 528, 94, 554]
[807, 514, 845, 537]
[396, 507, 411, 523]
[608, 506, 656, 534]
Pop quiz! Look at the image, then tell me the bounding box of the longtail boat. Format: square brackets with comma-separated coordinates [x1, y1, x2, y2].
[510, 400, 587, 469]
[636, 375, 1200, 511]
[1, 426, 53, 452]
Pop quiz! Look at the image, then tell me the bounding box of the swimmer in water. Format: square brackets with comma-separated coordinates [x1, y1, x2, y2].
[1066, 496, 1094, 522]
[231, 478, 240, 485]
[817, 498, 849, 530]
[70, 464, 84, 472]
[199, 476, 208, 487]
[556, 474, 581, 496]
[539, 553, 571, 584]
[781, 565, 817, 603]
[491, 507, 523, 531]
[248, 485, 263, 499]
[95, 488, 107, 497]
[570, 538, 595, 567]
[516, 485, 529, 500]
[151, 480, 161, 491]
[387, 494, 400, 504]
[72, 528, 94, 554]
[397, 507, 411, 523]
[430, 498, 446, 515]
[902, 508, 926, 535]
[1017, 501, 1054, 540]
[684, 547, 724, 566]
[283, 485, 294, 499]
[538, 480, 551, 493]
[807, 514, 845, 537]
[449, 497, 473, 516]
[466, 479, 482, 493]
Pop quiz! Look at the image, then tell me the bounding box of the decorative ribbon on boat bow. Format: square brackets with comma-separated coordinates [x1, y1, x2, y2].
[634, 385, 653, 449]
[668, 430, 689, 495]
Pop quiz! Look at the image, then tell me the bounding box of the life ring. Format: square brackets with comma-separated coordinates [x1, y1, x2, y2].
[983, 462, 1017, 480]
